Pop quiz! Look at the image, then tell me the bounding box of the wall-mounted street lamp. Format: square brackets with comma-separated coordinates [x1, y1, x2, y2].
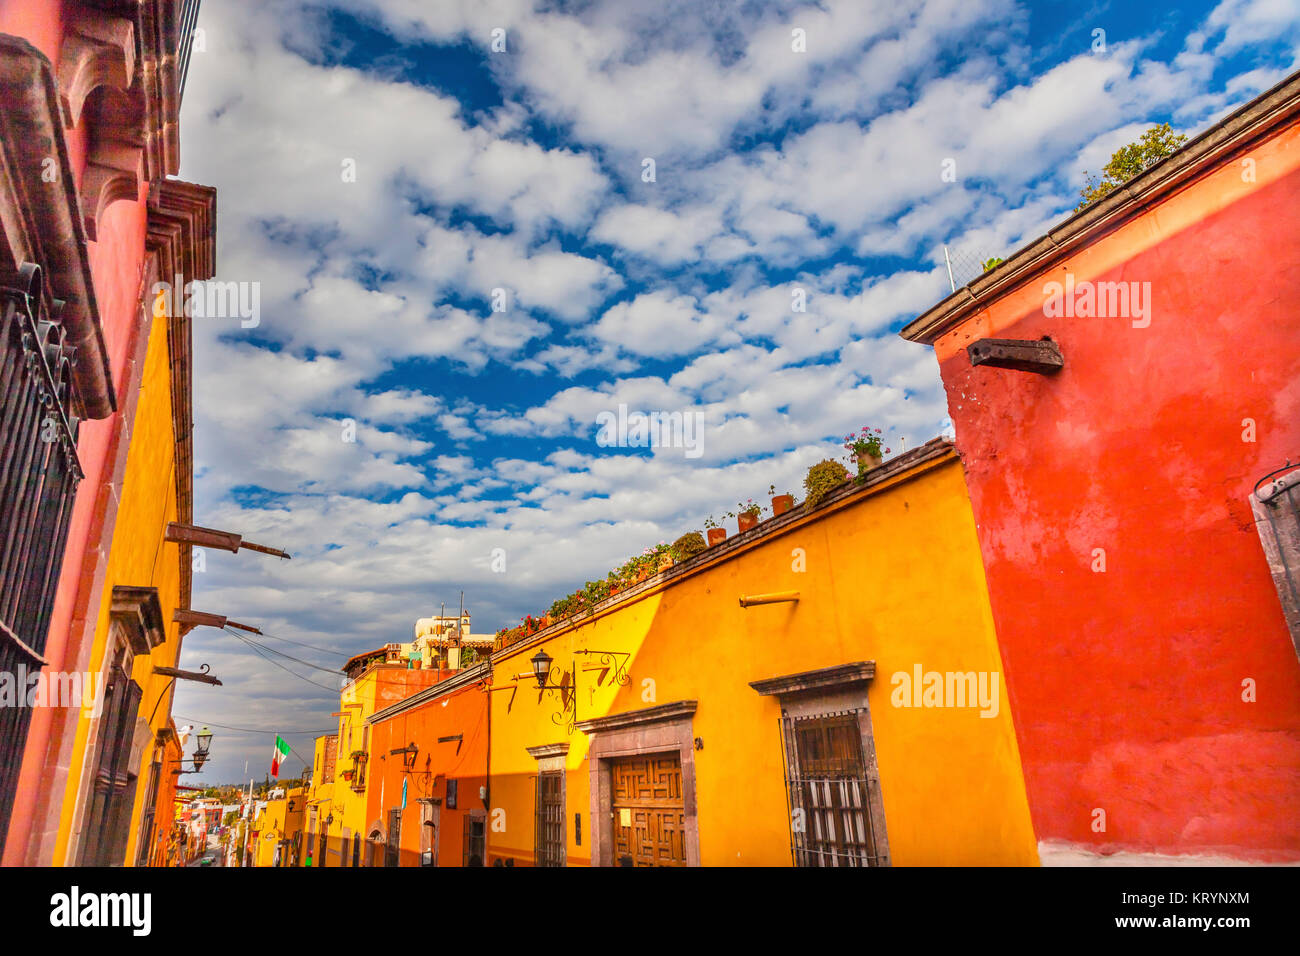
[194, 726, 212, 769]
[522, 647, 631, 734]
[530, 648, 553, 689]
[391, 742, 420, 769]
[170, 726, 215, 775]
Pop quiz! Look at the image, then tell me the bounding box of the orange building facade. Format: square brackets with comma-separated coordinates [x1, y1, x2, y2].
[366, 666, 491, 867]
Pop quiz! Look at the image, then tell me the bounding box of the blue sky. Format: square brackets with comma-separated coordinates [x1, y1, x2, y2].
[169, 0, 1300, 783]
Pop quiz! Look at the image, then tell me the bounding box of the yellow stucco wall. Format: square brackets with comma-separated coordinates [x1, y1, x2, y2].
[487, 452, 1039, 866]
[54, 308, 184, 866]
[332, 675, 374, 859]
[303, 735, 335, 865]
[314, 667, 394, 864]
[255, 797, 288, 867]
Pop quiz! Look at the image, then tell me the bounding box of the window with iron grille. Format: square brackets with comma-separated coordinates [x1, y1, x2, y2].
[385, 808, 401, 867]
[463, 813, 485, 866]
[535, 771, 565, 866]
[779, 710, 885, 867]
[0, 269, 86, 850]
[134, 760, 162, 867]
[1253, 464, 1300, 659]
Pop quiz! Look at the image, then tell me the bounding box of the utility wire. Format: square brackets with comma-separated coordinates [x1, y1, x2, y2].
[222, 626, 344, 676]
[286, 743, 311, 771]
[234, 627, 349, 659]
[228, 630, 342, 692]
[173, 716, 336, 735]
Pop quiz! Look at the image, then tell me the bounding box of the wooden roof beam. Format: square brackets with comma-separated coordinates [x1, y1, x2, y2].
[165, 522, 291, 559]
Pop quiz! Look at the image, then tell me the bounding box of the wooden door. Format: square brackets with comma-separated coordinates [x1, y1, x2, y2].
[610, 754, 685, 866]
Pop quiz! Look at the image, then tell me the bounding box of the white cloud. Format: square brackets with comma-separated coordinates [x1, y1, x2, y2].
[173, 0, 1295, 781]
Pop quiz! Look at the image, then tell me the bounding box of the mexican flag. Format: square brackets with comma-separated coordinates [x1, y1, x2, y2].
[270, 735, 290, 777]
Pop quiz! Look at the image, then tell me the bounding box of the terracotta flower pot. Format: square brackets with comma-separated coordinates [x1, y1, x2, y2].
[856, 451, 883, 472]
[657, 554, 673, 572]
[636, 567, 650, 582]
[707, 528, 726, 546]
[771, 494, 794, 516]
[541, 614, 552, 628]
[737, 512, 759, 533]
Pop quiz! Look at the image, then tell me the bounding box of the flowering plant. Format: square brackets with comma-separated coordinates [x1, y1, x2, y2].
[844, 426, 887, 459]
[737, 498, 765, 518]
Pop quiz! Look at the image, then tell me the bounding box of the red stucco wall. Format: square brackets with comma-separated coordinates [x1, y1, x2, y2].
[0, 0, 154, 864]
[932, 125, 1300, 860]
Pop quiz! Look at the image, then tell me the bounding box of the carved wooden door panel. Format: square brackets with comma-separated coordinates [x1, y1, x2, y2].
[610, 754, 685, 866]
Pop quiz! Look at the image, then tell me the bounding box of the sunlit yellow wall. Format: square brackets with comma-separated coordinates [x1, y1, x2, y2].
[332, 672, 375, 861]
[303, 736, 335, 866]
[255, 797, 288, 867]
[488, 452, 1038, 866]
[54, 310, 184, 866]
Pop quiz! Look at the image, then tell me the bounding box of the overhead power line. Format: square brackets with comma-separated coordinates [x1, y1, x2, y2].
[173, 716, 336, 734]
[225, 629, 342, 692]
[222, 626, 345, 676]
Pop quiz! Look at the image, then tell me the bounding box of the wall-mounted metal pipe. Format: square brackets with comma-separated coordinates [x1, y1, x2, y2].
[738, 591, 800, 608]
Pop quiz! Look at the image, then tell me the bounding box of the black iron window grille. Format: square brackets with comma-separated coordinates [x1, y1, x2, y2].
[385, 808, 401, 867]
[0, 262, 85, 851]
[779, 710, 886, 867]
[535, 770, 565, 867]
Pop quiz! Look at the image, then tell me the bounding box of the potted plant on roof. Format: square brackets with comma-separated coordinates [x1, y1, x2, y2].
[672, 531, 707, 561]
[844, 426, 889, 476]
[549, 595, 574, 622]
[736, 499, 765, 533]
[803, 458, 850, 508]
[631, 554, 655, 582]
[583, 578, 611, 605]
[653, 541, 674, 572]
[704, 515, 726, 547]
[769, 484, 795, 516]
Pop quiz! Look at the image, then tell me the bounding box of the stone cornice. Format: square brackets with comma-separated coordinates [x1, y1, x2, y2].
[110, 585, 166, 655]
[749, 661, 876, 698]
[0, 34, 116, 418]
[145, 178, 215, 613]
[575, 700, 698, 735]
[525, 743, 570, 760]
